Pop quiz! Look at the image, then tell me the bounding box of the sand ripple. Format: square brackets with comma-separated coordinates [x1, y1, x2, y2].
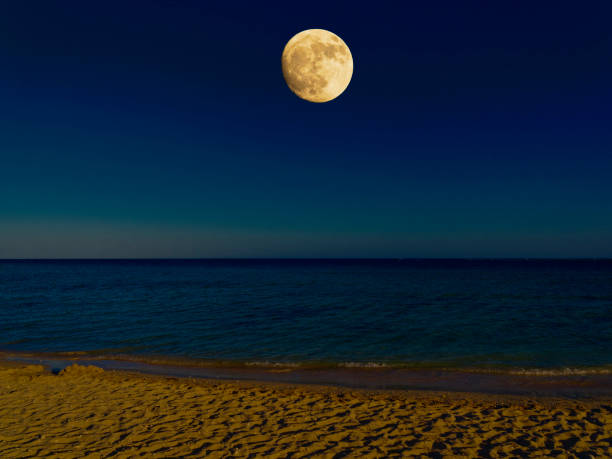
[1, 363, 612, 458]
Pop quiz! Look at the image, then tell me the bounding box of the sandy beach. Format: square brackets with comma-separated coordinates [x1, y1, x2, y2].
[1, 361, 611, 458]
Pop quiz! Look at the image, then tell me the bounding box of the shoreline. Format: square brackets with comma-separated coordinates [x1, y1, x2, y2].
[4, 351, 612, 399]
[2, 359, 612, 457]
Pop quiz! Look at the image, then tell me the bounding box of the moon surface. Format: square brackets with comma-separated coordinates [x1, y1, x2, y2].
[282, 29, 353, 103]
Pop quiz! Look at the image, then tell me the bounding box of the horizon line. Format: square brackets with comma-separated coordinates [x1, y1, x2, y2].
[1, 257, 611, 261]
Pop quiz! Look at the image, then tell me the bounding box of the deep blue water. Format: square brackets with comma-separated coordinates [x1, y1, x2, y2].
[1, 259, 611, 371]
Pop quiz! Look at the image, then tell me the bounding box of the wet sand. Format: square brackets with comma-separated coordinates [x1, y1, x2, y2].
[6, 351, 612, 398]
[2, 360, 612, 458]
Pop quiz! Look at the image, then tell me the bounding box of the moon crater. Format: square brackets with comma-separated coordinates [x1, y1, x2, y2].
[282, 29, 353, 103]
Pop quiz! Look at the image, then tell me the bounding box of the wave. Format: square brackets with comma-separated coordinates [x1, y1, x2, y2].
[507, 367, 612, 376]
[4, 349, 612, 376]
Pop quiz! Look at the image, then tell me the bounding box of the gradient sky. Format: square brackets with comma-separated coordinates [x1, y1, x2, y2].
[1, 1, 611, 258]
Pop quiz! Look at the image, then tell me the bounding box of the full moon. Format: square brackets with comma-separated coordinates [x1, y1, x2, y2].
[281, 29, 353, 103]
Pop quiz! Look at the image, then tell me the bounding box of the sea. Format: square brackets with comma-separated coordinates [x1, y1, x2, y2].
[2, 259, 611, 379]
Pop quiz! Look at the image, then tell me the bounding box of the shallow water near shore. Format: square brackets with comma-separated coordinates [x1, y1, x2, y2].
[2, 259, 612, 379]
[4, 352, 612, 398]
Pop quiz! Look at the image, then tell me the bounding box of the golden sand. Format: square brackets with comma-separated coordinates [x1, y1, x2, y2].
[1, 362, 612, 458]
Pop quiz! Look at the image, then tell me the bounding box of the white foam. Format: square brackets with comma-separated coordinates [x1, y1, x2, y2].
[509, 367, 612, 376]
[340, 362, 389, 368]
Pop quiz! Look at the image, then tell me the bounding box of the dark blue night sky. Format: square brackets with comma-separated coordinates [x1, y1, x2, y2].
[1, 1, 611, 257]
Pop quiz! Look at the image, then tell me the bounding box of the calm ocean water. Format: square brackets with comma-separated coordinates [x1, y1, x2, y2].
[1, 259, 611, 372]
